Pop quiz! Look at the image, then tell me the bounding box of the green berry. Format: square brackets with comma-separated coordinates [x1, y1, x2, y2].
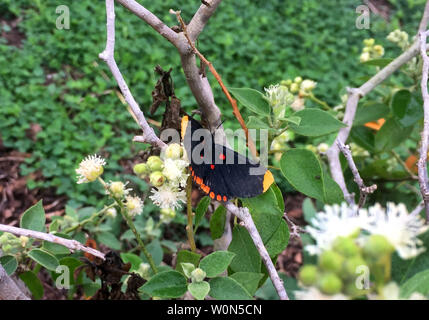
[342, 256, 367, 278]
[363, 234, 394, 258]
[164, 143, 183, 160]
[318, 273, 343, 295]
[332, 237, 360, 257]
[146, 156, 163, 172]
[344, 282, 367, 297]
[299, 265, 318, 286]
[319, 250, 344, 273]
[149, 171, 165, 187]
[133, 163, 149, 176]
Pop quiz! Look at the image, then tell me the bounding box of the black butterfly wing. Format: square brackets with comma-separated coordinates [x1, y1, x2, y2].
[182, 115, 274, 201]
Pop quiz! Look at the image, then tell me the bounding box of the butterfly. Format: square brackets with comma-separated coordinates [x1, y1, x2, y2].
[181, 115, 274, 202]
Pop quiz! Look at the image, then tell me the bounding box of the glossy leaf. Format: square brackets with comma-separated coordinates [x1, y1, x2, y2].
[228, 226, 261, 273]
[28, 249, 59, 271]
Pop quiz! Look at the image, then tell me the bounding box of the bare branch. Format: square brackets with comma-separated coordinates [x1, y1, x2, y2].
[0, 224, 105, 260]
[283, 213, 307, 239]
[225, 202, 289, 300]
[99, 0, 167, 149]
[327, 0, 429, 203]
[411, 201, 425, 217]
[418, 29, 429, 221]
[337, 140, 377, 208]
[0, 264, 30, 300]
[187, 0, 223, 41]
[115, 0, 179, 46]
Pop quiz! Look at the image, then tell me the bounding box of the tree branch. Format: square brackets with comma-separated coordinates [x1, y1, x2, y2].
[418, 29, 429, 221]
[225, 202, 289, 300]
[0, 264, 30, 300]
[187, 0, 223, 41]
[0, 224, 105, 260]
[99, 0, 167, 149]
[327, 1, 429, 204]
[337, 140, 377, 208]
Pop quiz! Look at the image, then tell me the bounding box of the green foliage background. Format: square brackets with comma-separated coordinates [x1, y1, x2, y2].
[0, 0, 425, 205]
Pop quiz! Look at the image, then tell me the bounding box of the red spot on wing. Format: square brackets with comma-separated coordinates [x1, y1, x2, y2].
[219, 153, 226, 161]
[210, 164, 215, 170]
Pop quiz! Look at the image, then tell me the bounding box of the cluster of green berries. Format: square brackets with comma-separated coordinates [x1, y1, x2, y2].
[134, 155, 165, 187]
[387, 29, 409, 50]
[0, 233, 29, 255]
[299, 234, 394, 297]
[281, 77, 316, 96]
[360, 38, 384, 63]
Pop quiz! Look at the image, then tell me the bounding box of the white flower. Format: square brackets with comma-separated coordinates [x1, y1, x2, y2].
[162, 158, 189, 187]
[264, 84, 293, 118]
[290, 97, 305, 111]
[76, 154, 106, 184]
[360, 52, 370, 63]
[107, 181, 131, 198]
[369, 282, 427, 300]
[106, 207, 117, 219]
[149, 184, 186, 210]
[125, 195, 144, 217]
[300, 79, 317, 93]
[295, 287, 348, 300]
[305, 203, 362, 255]
[317, 143, 329, 154]
[360, 203, 429, 259]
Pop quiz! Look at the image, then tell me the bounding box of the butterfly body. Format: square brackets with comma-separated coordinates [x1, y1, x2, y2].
[181, 115, 274, 201]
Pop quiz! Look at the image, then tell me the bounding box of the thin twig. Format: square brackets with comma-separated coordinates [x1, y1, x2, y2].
[337, 140, 377, 208]
[99, 0, 166, 149]
[171, 9, 258, 158]
[327, 1, 429, 204]
[418, 29, 429, 221]
[283, 213, 307, 238]
[187, 0, 223, 41]
[411, 201, 425, 217]
[0, 224, 105, 260]
[186, 175, 197, 252]
[391, 150, 418, 180]
[225, 202, 288, 300]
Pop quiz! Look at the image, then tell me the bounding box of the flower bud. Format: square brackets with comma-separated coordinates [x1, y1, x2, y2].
[332, 237, 360, 258]
[299, 265, 318, 286]
[318, 273, 343, 295]
[373, 45, 384, 57]
[191, 268, 206, 283]
[360, 52, 370, 63]
[20, 236, 29, 248]
[363, 234, 394, 258]
[363, 38, 375, 46]
[317, 143, 329, 154]
[319, 250, 344, 273]
[294, 76, 303, 84]
[164, 143, 183, 160]
[106, 207, 117, 219]
[281, 79, 293, 86]
[290, 82, 299, 93]
[160, 208, 176, 222]
[150, 171, 166, 187]
[137, 262, 151, 279]
[133, 163, 149, 176]
[300, 79, 317, 92]
[109, 181, 126, 198]
[146, 156, 163, 172]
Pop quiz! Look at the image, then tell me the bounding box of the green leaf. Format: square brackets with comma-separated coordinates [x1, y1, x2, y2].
[175, 250, 201, 275]
[142, 239, 163, 266]
[392, 89, 411, 119]
[19, 271, 44, 300]
[264, 219, 289, 257]
[229, 87, 270, 115]
[241, 186, 283, 243]
[278, 116, 301, 126]
[28, 249, 59, 271]
[228, 226, 261, 273]
[42, 233, 71, 255]
[280, 149, 324, 201]
[20, 200, 46, 232]
[375, 117, 413, 152]
[195, 196, 211, 232]
[0, 255, 18, 275]
[230, 272, 264, 296]
[362, 58, 393, 67]
[96, 231, 121, 250]
[210, 205, 227, 240]
[271, 183, 285, 213]
[247, 116, 271, 130]
[289, 109, 346, 137]
[322, 171, 344, 204]
[350, 126, 375, 152]
[199, 251, 236, 278]
[397, 95, 423, 127]
[400, 270, 429, 299]
[141, 271, 187, 298]
[180, 263, 196, 278]
[120, 253, 142, 272]
[209, 277, 253, 300]
[51, 257, 83, 286]
[353, 103, 389, 126]
[188, 281, 210, 300]
[302, 198, 317, 223]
